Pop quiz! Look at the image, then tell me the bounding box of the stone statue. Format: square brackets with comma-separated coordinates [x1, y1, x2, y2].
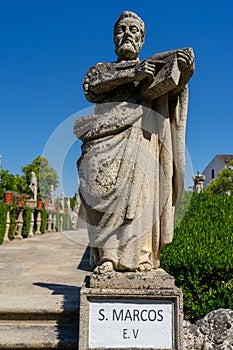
[59, 193, 64, 210]
[67, 198, 71, 211]
[74, 11, 194, 274]
[50, 184, 55, 205]
[192, 171, 205, 193]
[29, 171, 37, 201]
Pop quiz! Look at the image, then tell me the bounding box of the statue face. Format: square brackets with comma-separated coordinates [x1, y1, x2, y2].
[114, 17, 144, 61]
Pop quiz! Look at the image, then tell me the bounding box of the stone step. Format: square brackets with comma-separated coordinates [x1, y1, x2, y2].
[0, 230, 89, 349]
[0, 295, 79, 349]
[0, 297, 79, 322]
[0, 320, 77, 349]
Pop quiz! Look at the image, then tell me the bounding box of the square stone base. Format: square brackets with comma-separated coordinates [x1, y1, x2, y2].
[79, 269, 183, 350]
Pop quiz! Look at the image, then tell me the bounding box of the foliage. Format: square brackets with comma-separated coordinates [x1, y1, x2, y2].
[69, 193, 78, 211]
[0, 170, 27, 199]
[55, 211, 60, 231]
[0, 155, 59, 200]
[0, 202, 8, 244]
[161, 192, 233, 322]
[40, 208, 48, 234]
[21, 156, 59, 199]
[207, 160, 233, 195]
[8, 204, 18, 240]
[0, 170, 15, 195]
[69, 197, 76, 210]
[174, 191, 193, 229]
[22, 207, 32, 238]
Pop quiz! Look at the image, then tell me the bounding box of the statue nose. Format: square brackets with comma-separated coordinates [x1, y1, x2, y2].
[124, 28, 131, 37]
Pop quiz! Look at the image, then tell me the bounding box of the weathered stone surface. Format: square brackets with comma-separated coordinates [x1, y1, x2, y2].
[74, 10, 194, 274]
[183, 309, 233, 350]
[79, 270, 183, 350]
[89, 268, 175, 289]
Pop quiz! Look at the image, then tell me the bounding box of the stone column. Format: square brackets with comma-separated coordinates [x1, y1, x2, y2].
[35, 209, 41, 235]
[52, 213, 56, 232]
[14, 209, 24, 240]
[3, 210, 10, 243]
[47, 212, 52, 232]
[28, 210, 35, 237]
[25, 200, 36, 237]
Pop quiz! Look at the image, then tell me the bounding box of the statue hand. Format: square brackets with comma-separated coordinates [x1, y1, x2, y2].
[135, 60, 156, 82]
[176, 49, 194, 71]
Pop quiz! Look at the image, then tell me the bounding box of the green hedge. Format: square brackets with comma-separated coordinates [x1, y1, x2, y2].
[0, 205, 49, 242]
[8, 204, 18, 240]
[41, 208, 48, 234]
[22, 207, 32, 238]
[161, 192, 233, 322]
[0, 202, 8, 244]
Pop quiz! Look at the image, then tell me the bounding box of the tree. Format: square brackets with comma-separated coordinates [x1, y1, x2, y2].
[0, 169, 27, 199]
[21, 156, 59, 199]
[207, 160, 233, 195]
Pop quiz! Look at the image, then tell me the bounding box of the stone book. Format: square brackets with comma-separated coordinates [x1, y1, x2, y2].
[140, 54, 180, 100]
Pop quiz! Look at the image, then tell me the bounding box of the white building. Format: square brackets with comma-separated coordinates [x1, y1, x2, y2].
[202, 154, 233, 188]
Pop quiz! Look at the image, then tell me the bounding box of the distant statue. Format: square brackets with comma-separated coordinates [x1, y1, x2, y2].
[74, 11, 194, 274]
[192, 170, 205, 193]
[67, 198, 71, 211]
[49, 185, 55, 205]
[59, 193, 64, 210]
[29, 171, 37, 201]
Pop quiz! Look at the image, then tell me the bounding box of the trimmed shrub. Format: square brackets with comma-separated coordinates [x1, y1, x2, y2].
[8, 204, 18, 240]
[161, 192, 233, 322]
[22, 207, 32, 238]
[0, 202, 8, 244]
[41, 208, 48, 234]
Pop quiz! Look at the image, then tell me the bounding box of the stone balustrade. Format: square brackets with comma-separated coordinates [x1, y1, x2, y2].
[1, 199, 74, 243]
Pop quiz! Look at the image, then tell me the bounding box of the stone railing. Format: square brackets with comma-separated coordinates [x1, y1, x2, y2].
[2, 198, 74, 243]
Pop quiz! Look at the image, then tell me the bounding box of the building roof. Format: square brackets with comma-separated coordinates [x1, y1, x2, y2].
[202, 154, 233, 174]
[215, 154, 233, 163]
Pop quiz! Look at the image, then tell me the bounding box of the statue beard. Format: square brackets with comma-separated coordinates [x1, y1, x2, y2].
[116, 42, 138, 60]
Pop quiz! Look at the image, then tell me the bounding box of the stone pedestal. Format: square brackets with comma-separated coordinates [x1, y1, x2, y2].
[79, 269, 183, 350]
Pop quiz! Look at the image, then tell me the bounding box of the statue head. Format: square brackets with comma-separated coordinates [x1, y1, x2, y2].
[114, 11, 145, 61]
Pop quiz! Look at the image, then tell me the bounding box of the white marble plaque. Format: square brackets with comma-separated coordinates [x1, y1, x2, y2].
[89, 299, 173, 348]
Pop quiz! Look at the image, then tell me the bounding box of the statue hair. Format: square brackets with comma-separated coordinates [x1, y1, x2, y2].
[114, 11, 145, 40]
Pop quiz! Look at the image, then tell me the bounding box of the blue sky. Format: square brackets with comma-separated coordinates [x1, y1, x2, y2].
[1, 0, 233, 197]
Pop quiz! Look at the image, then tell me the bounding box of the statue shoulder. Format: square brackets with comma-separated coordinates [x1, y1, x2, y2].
[149, 47, 194, 62]
[84, 62, 115, 77]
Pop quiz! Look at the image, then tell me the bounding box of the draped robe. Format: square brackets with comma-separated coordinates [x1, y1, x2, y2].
[74, 48, 194, 270]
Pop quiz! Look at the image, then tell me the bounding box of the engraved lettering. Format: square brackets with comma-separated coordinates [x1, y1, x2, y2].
[98, 308, 105, 321]
[132, 329, 139, 339]
[112, 309, 123, 321]
[157, 309, 164, 321]
[133, 309, 140, 321]
[124, 309, 133, 321]
[148, 310, 156, 321]
[140, 309, 147, 321]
